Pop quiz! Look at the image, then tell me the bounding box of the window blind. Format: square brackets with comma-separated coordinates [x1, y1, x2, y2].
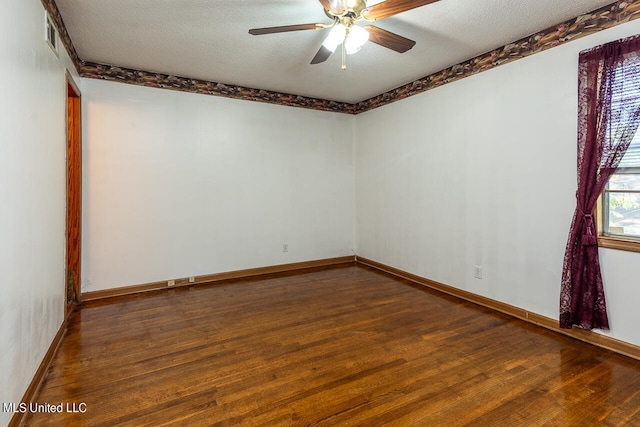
[611, 58, 640, 169]
[619, 132, 640, 168]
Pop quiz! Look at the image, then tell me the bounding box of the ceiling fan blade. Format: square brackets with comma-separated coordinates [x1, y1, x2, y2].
[249, 23, 322, 35]
[365, 25, 416, 53]
[363, 0, 441, 21]
[310, 45, 333, 64]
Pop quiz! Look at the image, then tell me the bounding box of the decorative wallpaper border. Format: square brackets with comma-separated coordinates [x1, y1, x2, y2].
[43, 0, 640, 115]
[354, 0, 640, 113]
[77, 62, 358, 114]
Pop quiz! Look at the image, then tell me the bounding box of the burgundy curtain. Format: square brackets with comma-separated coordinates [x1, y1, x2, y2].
[560, 35, 640, 330]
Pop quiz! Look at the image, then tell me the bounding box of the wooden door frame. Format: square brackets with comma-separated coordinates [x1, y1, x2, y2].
[66, 71, 82, 315]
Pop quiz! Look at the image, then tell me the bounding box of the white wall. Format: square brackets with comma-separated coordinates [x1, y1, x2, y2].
[0, 1, 77, 424]
[81, 79, 355, 292]
[4, 6, 640, 421]
[355, 19, 640, 347]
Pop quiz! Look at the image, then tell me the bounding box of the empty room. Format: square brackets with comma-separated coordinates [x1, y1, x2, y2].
[3, 0, 640, 425]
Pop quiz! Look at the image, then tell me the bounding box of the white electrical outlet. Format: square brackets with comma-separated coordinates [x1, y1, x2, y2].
[188, 276, 195, 283]
[473, 266, 482, 279]
[283, 243, 288, 253]
[167, 279, 176, 287]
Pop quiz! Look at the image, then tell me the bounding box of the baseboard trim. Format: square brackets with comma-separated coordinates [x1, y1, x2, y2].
[81, 256, 356, 302]
[9, 319, 68, 427]
[356, 257, 640, 361]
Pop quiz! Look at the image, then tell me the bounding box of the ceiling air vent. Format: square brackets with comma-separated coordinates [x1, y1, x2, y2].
[45, 12, 58, 56]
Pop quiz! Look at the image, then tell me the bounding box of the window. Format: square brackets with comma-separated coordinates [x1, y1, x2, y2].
[599, 133, 640, 252]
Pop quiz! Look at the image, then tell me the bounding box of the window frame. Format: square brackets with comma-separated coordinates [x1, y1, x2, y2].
[597, 167, 640, 253]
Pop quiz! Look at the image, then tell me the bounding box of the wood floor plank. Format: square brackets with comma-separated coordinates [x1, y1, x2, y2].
[24, 265, 640, 426]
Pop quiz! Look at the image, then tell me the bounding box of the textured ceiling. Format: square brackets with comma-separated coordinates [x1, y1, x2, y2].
[55, 0, 616, 104]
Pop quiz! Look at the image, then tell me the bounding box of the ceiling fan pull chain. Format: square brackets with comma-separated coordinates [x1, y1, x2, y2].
[342, 41, 347, 70]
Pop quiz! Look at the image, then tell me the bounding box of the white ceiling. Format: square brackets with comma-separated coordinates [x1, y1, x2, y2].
[55, 0, 615, 104]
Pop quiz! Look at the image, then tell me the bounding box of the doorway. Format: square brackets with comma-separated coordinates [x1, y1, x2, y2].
[66, 73, 81, 315]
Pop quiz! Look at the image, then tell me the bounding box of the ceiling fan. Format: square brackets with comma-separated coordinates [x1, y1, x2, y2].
[249, 0, 440, 69]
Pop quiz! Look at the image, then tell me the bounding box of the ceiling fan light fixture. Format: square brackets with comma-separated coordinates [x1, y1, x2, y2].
[322, 23, 347, 52]
[345, 25, 369, 54]
[329, 0, 346, 15]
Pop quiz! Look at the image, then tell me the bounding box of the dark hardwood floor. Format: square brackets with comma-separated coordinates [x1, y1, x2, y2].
[25, 265, 640, 426]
